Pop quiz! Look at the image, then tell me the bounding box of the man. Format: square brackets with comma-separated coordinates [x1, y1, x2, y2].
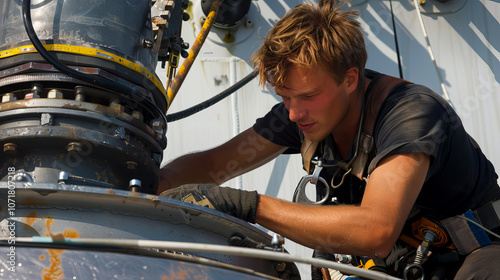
[158, 0, 499, 278]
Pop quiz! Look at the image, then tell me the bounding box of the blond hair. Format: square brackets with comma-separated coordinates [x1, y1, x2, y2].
[252, 0, 367, 91]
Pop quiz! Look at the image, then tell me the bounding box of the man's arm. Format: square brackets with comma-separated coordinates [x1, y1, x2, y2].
[255, 153, 430, 258]
[157, 127, 287, 194]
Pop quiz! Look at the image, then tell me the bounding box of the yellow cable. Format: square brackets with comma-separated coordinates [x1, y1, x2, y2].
[166, 0, 225, 112]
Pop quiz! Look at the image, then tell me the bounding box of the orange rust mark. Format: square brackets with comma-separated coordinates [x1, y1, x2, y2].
[41, 218, 80, 280]
[40, 254, 45, 260]
[106, 189, 115, 195]
[130, 192, 141, 198]
[24, 211, 40, 230]
[160, 264, 206, 280]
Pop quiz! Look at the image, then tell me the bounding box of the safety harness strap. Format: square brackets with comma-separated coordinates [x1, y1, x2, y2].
[301, 74, 411, 179]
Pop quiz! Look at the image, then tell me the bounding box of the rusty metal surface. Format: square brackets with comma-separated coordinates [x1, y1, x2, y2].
[0, 247, 278, 280]
[0, 183, 300, 278]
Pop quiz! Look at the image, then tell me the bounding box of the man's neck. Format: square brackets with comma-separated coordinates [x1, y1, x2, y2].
[332, 78, 371, 159]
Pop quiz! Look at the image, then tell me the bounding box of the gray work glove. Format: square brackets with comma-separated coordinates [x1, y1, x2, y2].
[159, 184, 259, 223]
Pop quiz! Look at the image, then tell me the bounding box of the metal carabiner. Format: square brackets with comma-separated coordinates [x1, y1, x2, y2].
[292, 159, 330, 205]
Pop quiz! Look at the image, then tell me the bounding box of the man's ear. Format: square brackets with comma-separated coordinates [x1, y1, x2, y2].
[344, 67, 359, 94]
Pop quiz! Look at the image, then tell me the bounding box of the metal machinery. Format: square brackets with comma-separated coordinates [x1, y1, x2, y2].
[0, 0, 301, 279]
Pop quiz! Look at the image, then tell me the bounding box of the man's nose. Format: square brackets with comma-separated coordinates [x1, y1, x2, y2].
[288, 101, 305, 122]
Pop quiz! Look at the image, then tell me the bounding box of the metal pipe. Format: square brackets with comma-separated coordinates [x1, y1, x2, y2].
[166, 0, 225, 111]
[14, 237, 402, 280]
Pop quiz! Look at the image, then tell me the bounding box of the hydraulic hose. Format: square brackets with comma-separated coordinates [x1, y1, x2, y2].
[166, 0, 225, 111]
[166, 70, 257, 122]
[21, 0, 167, 123]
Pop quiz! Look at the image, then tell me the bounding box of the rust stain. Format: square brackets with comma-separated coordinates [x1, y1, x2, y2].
[129, 192, 141, 198]
[160, 263, 206, 280]
[24, 211, 40, 230]
[41, 218, 80, 280]
[106, 189, 115, 195]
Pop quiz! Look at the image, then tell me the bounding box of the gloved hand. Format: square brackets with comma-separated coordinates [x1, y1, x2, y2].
[159, 184, 259, 223]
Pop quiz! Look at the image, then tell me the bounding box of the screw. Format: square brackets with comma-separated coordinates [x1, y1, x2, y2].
[3, 143, 18, 154]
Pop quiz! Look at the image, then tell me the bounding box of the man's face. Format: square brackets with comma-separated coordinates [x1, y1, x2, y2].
[276, 65, 354, 142]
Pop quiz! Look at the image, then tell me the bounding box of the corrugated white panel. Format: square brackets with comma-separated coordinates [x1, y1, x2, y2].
[159, 1, 499, 279]
[394, 0, 500, 172]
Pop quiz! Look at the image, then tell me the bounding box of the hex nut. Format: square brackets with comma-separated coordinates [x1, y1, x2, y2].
[110, 101, 125, 112]
[48, 89, 64, 99]
[3, 143, 18, 154]
[131, 111, 144, 121]
[2, 93, 17, 103]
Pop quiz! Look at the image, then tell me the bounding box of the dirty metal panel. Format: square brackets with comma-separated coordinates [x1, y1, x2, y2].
[0, 247, 276, 280]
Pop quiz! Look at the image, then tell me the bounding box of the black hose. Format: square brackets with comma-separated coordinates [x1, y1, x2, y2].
[21, 0, 166, 122]
[166, 70, 257, 122]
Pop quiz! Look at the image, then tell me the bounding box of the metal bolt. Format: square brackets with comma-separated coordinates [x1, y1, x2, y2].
[75, 93, 85, 102]
[3, 143, 18, 154]
[142, 38, 154, 49]
[110, 100, 125, 112]
[58, 171, 69, 183]
[2, 93, 17, 103]
[24, 92, 40, 99]
[47, 89, 64, 99]
[151, 118, 167, 141]
[275, 262, 286, 272]
[125, 161, 138, 170]
[75, 87, 86, 102]
[66, 142, 83, 153]
[129, 179, 141, 192]
[131, 111, 144, 121]
[32, 83, 43, 96]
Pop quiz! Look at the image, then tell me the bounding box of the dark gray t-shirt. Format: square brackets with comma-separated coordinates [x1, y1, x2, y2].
[253, 70, 498, 218]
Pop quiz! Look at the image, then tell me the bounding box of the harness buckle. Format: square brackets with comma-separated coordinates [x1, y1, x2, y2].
[293, 159, 330, 205]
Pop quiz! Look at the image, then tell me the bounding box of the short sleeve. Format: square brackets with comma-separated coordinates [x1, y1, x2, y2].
[368, 84, 452, 177]
[252, 103, 302, 154]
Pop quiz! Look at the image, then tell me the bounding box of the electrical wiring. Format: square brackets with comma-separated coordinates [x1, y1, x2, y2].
[166, 70, 257, 122]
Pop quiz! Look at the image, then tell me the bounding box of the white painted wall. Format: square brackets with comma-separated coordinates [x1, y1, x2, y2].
[159, 1, 500, 279]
